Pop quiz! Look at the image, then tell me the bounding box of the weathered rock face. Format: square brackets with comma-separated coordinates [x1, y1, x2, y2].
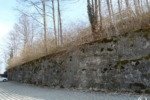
[8, 30, 150, 94]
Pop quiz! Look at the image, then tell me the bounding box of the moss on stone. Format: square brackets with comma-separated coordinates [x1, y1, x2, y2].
[130, 44, 134, 47]
[101, 48, 104, 52]
[143, 54, 150, 60]
[122, 32, 129, 37]
[107, 48, 113, 51]
[145, 88, 150, 94]
[101, 38, 114, 43]
[135, 90, 143, 94]
[141, 29, 150, 40]
[120, 60, 129, 65]
[136, 29, 150, 39]
[134, 29, 143, 33]
[115, 53, 150, 69]
[142, 73, 150, 79]
[115, 60, 129, 69]
[95, 36, 118, 44]
[111, 36, 118, 43]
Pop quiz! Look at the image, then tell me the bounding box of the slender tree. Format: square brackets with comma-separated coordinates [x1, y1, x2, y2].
[19, 14, 30, 47]
[98, 0, 102, 31]
[118, 0, 123, 19]
[87, 0, 99, 40]
[133, 0, 141, 16]
[106, 0, 112, 24]
[20, 0, 49, 53]
[146, 0, 150, 12]
[41, 0, 48, 53]
[51, 0, 57, 45]
[57, 0, 63, 45]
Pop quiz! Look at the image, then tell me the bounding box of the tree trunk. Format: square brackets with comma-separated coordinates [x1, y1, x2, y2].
[42, 0, 48, 53]
[52, 0, 57, 46]
[134, 0, 141, 16]
[106, 0, 112, 24]
[87, 0, 99, 40]
[146, 0, 150, 12]
[118, 0, 122, 19]
[98, 0, 102, 31]
[57, 0, 63, 45]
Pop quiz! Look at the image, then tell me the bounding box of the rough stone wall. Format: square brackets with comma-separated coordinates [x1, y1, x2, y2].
[8, 30, 150, 94]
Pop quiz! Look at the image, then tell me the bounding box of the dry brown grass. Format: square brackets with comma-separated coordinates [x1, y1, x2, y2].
[8, 6, 150, 68]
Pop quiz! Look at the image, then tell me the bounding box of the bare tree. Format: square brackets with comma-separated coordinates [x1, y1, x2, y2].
[8, 24, 22, 57]
[87, 0, 99, 40]
[20, 0, 49, 53]
[19, 14, 30, 47]
[51, 0, 57, 45]
[41, 0, 48, 53]
[117, 0, 123, 19]
[57, 0, 63, 45]
[98, 0, 102, 31]
[106, 0, 113, 24]
[133, 0, 141, 16]
[146, 0, 150, 12]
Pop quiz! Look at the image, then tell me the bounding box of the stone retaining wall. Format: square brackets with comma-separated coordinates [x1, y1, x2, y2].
[8, 30, 150, 94]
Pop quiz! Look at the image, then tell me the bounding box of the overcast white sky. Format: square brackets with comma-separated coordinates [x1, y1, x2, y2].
[0, 0, 88, 73]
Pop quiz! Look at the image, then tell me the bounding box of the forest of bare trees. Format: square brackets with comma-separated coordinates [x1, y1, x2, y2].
[87, 0, 150, 39]
[7, 0, 150, 68]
